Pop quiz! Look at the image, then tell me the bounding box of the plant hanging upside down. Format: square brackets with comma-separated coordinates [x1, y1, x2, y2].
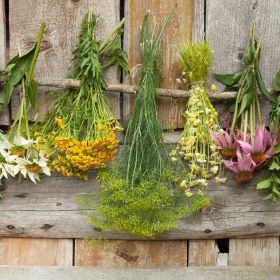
[214, 23, 278, 183]
[77, 11, 211, 238]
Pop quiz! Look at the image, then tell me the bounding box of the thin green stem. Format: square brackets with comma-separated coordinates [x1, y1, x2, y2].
[27, 22, 45, 83]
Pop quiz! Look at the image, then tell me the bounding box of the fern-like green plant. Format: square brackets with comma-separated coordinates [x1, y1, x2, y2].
[178, 40, 213, 85]
[77, 11, 211, 238]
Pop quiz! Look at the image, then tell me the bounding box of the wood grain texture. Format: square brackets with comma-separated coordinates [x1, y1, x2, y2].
[0, 238, 73, 266]
[229, 237, 280, 266]
[188, 240, 217, 266]
[126, 0, 193, 128]
[1, 170, 280, 239]
[75, 239, 187, 267]
[0, 0, 5, 70]
[0, 0, 10, 125]
[206, 0, 280, 91]
[1, 266, 280, 280]
[192, 0, 205, 41]
[9, 0, 121, 120]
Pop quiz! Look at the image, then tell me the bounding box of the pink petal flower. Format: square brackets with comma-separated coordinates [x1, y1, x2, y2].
[237, 140, 254, 154]
[222, 159, 239, 173]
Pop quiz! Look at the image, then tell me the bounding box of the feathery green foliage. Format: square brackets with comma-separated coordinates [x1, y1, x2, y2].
[77, 11, 211, 238]
[35, 12, 127, 141]
[178, 40, 213, 85]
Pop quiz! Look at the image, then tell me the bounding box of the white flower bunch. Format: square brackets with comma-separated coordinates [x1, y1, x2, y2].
[0, 134, 51, 184]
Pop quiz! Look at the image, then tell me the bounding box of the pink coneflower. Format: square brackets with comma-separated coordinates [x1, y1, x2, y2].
[210, 129, 245, 158]
[223, 151, 257, 183]
[237, 125, 278, 164]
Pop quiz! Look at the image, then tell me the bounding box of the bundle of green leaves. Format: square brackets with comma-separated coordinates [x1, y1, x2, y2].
[0, 23, 51, 184]
[215, 24, 278, 184]
[171, 41, 225, 189]
[257, 72, 280, 202]
[34, 12, 128, 179]
[77, 11, 210, 238]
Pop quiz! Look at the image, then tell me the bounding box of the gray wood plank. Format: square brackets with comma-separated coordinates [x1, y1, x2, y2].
[192, 0, 205, 41]
[0, 266, 280, 280]
[0, 169, 280, 239]
[0, 0, 10, 125]
[206, 0, 280, 91]
[9, 0, 121, 120]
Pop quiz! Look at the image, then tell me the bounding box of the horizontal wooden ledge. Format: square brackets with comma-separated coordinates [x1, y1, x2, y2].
[0, 170, 279, 240]
[0, 266, 280, 280]
[37, 79, 237, 99]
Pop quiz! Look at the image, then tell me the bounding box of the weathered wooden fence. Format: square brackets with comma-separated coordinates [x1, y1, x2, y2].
[1, 0, 280, 279]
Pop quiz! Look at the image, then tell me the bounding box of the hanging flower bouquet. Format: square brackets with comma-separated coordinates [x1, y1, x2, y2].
[77, 11, 210, 238]
[171, 40, 226, 193]
[35, 12, 128, 179]
[0, 23, 50, 184]
[214, 24, 277, 183]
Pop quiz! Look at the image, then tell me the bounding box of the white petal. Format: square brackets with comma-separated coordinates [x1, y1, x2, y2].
[42, 166, 51, 176]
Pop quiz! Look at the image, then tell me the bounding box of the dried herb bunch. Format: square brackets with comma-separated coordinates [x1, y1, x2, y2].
[171, 40, 225, 192]
[215, 24, 277, 184]
[35, 12, 128, 179]
[77, 11, 210, 238]
[0, 23, 50, 184]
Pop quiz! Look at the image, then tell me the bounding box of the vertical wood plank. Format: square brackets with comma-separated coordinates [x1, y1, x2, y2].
[188, 240, 218, 266]
[206, 0, 280, 90]
[125, 0, 193, 128]
[0, 0, 10, 125]
[75, 239, 187, 267]
[229, 238, 280, 266]
[9, 0, 121, 120]
[0, 0, 5, 70]
[192, 0, 205, 41]
[0, 238, 73, 266]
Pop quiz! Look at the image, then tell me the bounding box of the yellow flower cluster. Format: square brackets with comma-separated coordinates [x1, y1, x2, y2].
[51, 131, 119, 179]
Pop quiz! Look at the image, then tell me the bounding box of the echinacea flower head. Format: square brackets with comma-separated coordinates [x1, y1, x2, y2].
[210, 129, 245, 158]
[223, 151, 256, 183]
[237, 125, 278, 164]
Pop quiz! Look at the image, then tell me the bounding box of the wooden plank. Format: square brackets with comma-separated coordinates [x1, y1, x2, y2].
[1, 266, 280, 280]
[206, 0, 280, 91]
[188, 240, 217, 266]
[0, 0, 5, 70]
[126, 0, 193, 129]
[0, 238, 73, 266]
[192, 0, 205, 41]
[0, 0, 10, 125]
[75, 239, 187, 267]
[1, 170, 280, 239]
[9, 0, 121, 120]
[229, 237, 280, 266]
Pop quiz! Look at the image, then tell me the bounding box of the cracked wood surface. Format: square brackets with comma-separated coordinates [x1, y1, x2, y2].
[0, 169, 279, 239]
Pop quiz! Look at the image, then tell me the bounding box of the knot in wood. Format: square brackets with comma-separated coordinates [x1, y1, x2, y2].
[201, 206, 212, 215]
[257, 222, 265, 228]
[205, 229, 212, 234]
[7, 225, 15, 230]
[116, 248, 139, 262]
[41, 224, 54, 230]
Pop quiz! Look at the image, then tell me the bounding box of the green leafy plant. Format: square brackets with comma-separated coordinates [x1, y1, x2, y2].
[216, 24, 275, 140]
[35, 12, 128, 179]
[78, 11, 211, 238]
[257, 82, 280, 202]
[177, 40, 213, 85]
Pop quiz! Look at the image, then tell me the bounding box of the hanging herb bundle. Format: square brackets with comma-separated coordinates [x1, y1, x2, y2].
[77, 11, 210, 238]
[35, 12, 128, 179]
[171, 40, 226, 191]
[214, 24, 277, 183]
[0, 23, 50, 184]
[257, 72, 280, 201]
